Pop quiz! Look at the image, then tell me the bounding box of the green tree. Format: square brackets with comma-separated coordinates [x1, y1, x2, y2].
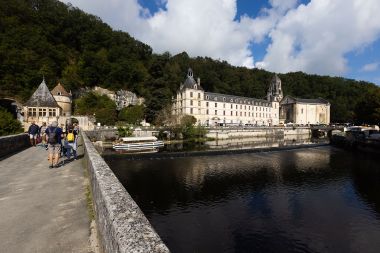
[118, 105, 144, 125]
[0, 107, 23, 136]
[74, 92, 116, 125]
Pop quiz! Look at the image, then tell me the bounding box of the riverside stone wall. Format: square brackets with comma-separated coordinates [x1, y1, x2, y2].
[0, 133, 30, 159]
[206, 127, 311, 139]
[82, 132, 170, 253]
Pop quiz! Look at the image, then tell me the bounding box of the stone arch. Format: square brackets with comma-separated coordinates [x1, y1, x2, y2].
[0, 97, 24, 121]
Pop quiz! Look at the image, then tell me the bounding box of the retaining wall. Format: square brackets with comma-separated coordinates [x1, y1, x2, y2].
[206, 127, 311, 139]
[0, 133, 30, 159]
[82, 132, 170, 253]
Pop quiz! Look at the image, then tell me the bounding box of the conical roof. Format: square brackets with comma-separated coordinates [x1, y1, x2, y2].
[24, 78, 60, 107]
[51, 82, 71, 97]
[181, 68, 203, 90]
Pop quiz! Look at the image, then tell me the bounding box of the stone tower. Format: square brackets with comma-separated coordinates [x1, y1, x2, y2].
[51, 82, 72, 117]
[267, 74, 283, 102]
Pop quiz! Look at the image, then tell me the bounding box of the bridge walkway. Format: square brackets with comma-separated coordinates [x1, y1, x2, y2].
[0, 143, 91, 253]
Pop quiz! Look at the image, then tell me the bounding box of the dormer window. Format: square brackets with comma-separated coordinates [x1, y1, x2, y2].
[214, 97, 218, 101]
[206, 95, 209, 99]
[194, 84, 197, 89]
[223, 97, 226, 101]
[57, 92, 61, 95]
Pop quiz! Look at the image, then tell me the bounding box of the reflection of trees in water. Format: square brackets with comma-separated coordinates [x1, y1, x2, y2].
[106, 147, 358, 214]
[350, 153, 380, 215]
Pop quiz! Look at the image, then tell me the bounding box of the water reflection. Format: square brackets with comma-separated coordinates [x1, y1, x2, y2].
[105, 147, 380, 253]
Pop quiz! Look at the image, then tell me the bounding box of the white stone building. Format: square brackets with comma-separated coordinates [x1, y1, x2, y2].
[280, 96, 330, 125]
[173, 69, 283, 126]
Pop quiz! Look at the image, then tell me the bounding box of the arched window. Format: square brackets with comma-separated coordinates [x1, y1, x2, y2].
[57, 92, 61, 95]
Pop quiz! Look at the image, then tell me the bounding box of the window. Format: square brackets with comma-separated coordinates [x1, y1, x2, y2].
[245, 105, 246, 110]
[49, 108, 56, 117]
[231, 111, 233, 116]
[198, 101, 201, 106]
[244, 112, 246, 116]
[240, 112, 242, 116]
[194, 84, 197, 89]
[38, 108, 47, 117]
[57, 92, 61, 95]
[223, 111, 225, 115]
[215, 110, 217, 115]
[301, 108, 304, 114]
[215, 103, 217, 107]
[206, 102, 209, 107]
[223, 97, 226, 101]
[190, 92, 193, 97]
[236, 112, 238, 116]
[223, 103, 225, 108]
[190, 100, 193, 106]
[206, 95, 209, 99]
[214, 97, 218, 101]
[240, 105, 242, 109]
[236, 105, 238, 109]
[207, 109, 209, 114]
[231, 104, 233, 109]
[28, 108, 37, 117]
[190, 108, 193, 114]
[198, 93, 201, 99]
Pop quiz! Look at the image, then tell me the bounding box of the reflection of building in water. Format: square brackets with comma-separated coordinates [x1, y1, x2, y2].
[280, 96, 330, 125]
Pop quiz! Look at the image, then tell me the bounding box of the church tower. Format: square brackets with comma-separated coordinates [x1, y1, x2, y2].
[267, 74, 283, 102]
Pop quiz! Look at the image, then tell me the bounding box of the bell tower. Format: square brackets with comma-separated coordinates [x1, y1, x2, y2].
[267, 74, 283, 102]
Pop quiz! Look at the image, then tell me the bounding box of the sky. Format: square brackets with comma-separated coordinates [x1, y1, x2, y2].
[60, 0, 380, 85]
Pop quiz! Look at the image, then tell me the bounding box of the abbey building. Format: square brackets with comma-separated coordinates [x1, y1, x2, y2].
[173, 69, 330, 126]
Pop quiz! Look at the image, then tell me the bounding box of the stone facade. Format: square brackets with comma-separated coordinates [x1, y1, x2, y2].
[280, 96, 330, 125]
[173, 69, 281, 126]
[51, 82, 72, 117]
[23, 78, 62, 129]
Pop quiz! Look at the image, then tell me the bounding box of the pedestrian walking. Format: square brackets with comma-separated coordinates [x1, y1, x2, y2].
[28, 121, 39, 146]
[45, 121, 63, 168]
[39, 122, 48, 150]
[65, 126, 78, 161]
[60, 123, 67, 157]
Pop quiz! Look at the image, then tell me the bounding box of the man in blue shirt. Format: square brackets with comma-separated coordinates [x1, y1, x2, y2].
[45, 121, 63, 168]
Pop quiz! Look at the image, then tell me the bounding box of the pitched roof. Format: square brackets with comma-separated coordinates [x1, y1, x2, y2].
[24, 79, 60, 107]
[51, 82, 71, 97]
[281, 95, 329, 105]
[205, 92, 271, 106]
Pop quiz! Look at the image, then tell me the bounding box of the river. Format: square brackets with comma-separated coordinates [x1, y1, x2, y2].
[104, 146, 380, 253]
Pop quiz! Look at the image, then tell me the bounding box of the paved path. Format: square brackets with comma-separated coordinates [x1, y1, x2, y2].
[0, 144, 91, 253]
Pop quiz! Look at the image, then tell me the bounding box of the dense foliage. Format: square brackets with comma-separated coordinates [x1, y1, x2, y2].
[118, 105, 145, 125]
[0, 107, 23, 136]
[74, 92, 116, 125]
[1, 0, 380, 125]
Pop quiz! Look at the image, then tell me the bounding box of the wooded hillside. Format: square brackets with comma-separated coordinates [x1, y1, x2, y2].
[1, 0, 379, 124]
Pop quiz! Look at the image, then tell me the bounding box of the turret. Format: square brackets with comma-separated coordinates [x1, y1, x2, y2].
[267, 74, 283, 102]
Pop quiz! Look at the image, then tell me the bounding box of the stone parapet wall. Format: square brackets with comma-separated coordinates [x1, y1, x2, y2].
[0, 133, 30, 158]
[82, 132, 170, 253]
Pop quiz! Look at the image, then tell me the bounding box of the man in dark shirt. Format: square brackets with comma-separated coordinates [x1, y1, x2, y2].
[45, 121, 63, 168]
[28, 121, 39, 146]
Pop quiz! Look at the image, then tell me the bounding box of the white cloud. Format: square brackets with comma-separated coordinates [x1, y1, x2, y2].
[257, 0, 380, 75]
[60, 0, 380, 77]
[361, 62, 379, 72]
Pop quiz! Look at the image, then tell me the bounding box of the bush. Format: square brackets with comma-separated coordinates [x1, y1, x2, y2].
[0, 107, 23, 136]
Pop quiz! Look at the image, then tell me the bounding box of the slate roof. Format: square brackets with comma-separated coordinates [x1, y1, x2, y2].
[24, 79, 60, 107]
[51, 82, 71, 97]
[204, 92, 271, 106]
[281, 95, 329, 105]
[181, 68, 203, 91]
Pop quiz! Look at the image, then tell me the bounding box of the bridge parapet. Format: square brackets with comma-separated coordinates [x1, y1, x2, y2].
[82, 132, 169, 253]
[0, 133, 29, 159]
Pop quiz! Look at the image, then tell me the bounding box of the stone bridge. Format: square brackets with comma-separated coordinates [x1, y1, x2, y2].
[0, 133, 169, 253]
[310, 125, 344, 138]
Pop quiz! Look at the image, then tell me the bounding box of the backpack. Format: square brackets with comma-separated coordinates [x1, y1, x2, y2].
[47, 127, 58, 144]
[67, 131, 75, 143]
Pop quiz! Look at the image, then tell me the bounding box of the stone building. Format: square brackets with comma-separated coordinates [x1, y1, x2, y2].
[280, 96, 330, 125]
[115, 90, 144, 110]
[23, 78, 62, 129]
[51, 82, 72, 117]
[173, 69, 282, 126]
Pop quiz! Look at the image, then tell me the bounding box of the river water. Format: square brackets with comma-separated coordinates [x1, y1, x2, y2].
[105, 146, 380, 253]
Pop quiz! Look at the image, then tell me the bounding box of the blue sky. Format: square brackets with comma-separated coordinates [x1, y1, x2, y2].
[61, 0, 380, 85]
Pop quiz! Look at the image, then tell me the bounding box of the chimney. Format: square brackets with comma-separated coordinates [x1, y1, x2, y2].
[197, 77, 200, 86]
